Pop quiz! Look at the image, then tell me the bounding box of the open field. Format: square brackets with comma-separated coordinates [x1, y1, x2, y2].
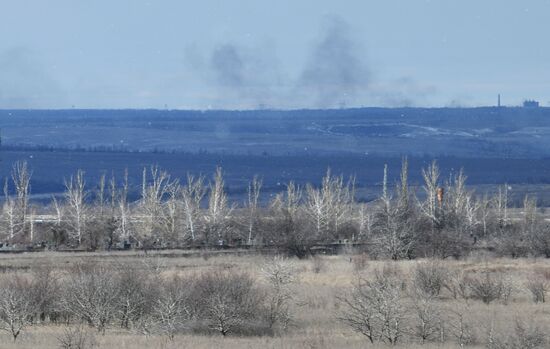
[1, 251, 550, 348]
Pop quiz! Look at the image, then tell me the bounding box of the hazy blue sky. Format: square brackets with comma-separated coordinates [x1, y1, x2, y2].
[0, 0, 549, 109]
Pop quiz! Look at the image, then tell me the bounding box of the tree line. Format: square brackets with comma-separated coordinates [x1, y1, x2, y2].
[2, 158, 550, 258]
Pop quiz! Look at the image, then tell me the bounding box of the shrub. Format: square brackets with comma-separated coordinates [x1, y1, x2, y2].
[338, 264, 407, 345]
[261, 256, 296, 332]
[0, 276, 34, 342]
[56, 326, 97, 349]
[413, 261, 448, 297]
[148, 275, 192, 340]
[466, 270, 512, 304]
[487, 320, 547, 349]
[60, 263, 120, 333]
[192, 270, 265, 336]
[525, 277, 549, 303]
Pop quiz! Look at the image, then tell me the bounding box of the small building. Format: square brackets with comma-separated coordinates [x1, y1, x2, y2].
[523, 100, 540, 108]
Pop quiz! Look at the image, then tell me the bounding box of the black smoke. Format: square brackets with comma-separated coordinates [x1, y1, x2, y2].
[297, 16, 370, 108]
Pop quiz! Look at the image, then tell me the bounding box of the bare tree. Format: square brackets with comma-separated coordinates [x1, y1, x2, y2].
[64, 170, 88, 245]
[193, 270, 263, 336]
[204, 167, 232, 244]
[138, 166, 172, 245]
[447, 303, 474, 347]
[304, 182, 327, 239]
[304, 170, 353, 241]
[56, 325, 97, 349]
[373, 164, 415, 259]
[11, 161, 32, 238]
[3, 178, 17, 240]
[420, 160, 440, 226]
[410, 286, 442, 344]
[181, 174, 206, 243]
[269, 182, 310, 257]
[95, 173, 107, 219]
[161, 180, 182, 243]
[149, 276, 192, 340]
[61, 263, 120, 333]
[29, 266, 60, 324]
[0, 276, 34, 342]
[338, 265, 407, 345]
[51, 195, 64, 227]
[356, 202, 373, 241]
[114, 170, 132, 242]
[115, 266, 151, 330]
[413, 261, 449, 297]
[526, 272, 550, 303]
[261, 256, 296, 331]
[246, 176, 262, 245]
[495, 184, 510, 228]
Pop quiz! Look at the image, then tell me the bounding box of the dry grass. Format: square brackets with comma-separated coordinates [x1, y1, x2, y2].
[0, 251, 549, 348]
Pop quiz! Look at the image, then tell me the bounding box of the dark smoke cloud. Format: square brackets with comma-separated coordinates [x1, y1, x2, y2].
[199, 42, 282, 108]
[297, 16, 370, 108]
[185, 16, 434, 109]
[0, 47, 63, 108]
[210, 44, 245, 87]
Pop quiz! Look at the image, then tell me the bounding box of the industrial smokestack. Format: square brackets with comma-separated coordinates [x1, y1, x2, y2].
[437, 187, 444, 206]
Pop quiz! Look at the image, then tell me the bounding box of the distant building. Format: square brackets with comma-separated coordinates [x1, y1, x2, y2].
[523, 100, 540, 108]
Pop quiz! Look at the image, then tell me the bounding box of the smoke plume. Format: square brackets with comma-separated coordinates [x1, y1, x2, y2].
[297, 16, 370, 108]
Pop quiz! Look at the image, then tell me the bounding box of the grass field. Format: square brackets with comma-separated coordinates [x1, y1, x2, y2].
[0, 251, 549, 348]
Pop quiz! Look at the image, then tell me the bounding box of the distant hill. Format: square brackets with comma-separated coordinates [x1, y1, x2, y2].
[1, 107, 550, 158]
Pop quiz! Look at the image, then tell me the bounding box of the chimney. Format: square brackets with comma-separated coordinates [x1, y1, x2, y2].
[437, 187, 444, 206]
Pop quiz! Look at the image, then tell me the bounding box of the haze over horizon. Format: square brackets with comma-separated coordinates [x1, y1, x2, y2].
[1, 1, 549, 110]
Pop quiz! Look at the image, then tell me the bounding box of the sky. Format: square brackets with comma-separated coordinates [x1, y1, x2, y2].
[0, 0, 549, 109]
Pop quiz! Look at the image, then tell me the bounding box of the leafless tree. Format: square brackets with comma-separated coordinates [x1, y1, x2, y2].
[3, 178, 17, 240]
[204, 167, 232, 244]
[56, 325, 97, 349]
[181, 174, 206, 243]
[246, 176, 262, 245]
[305, 182, 327, 239]
[269, 182, 310, 257]
[526, 273, 550, 303]
[486, 318, 546, 349]
[0, 276, 34, 342]
[193, 270, 263, 336]
[261, 256, 296, 331]
[161, 180, 182, 242]
[149, 275, 192, 340]
[114, 266, 151, 330]
[409, 286, 443, 344]
[304, 170, 353, 241]
[465, 269, 512, 304]
[28, 266, 60, 324]
[11, 161, 32, 238]
[355, 202, 373, 241]
[413, 261, 449, 297]
[95, 173, 107, 219]
[138, 166, 172, 245]
[495, 184, 510, 228]
[64, 170, 88, 245]
[114, 170, 132, 242]
[373, 164, 415, 259]
[447, 303, 474, 347]
[420, 160, 440, 226]
[61, 263, 120, 333]
[338, 265, 407, 345]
